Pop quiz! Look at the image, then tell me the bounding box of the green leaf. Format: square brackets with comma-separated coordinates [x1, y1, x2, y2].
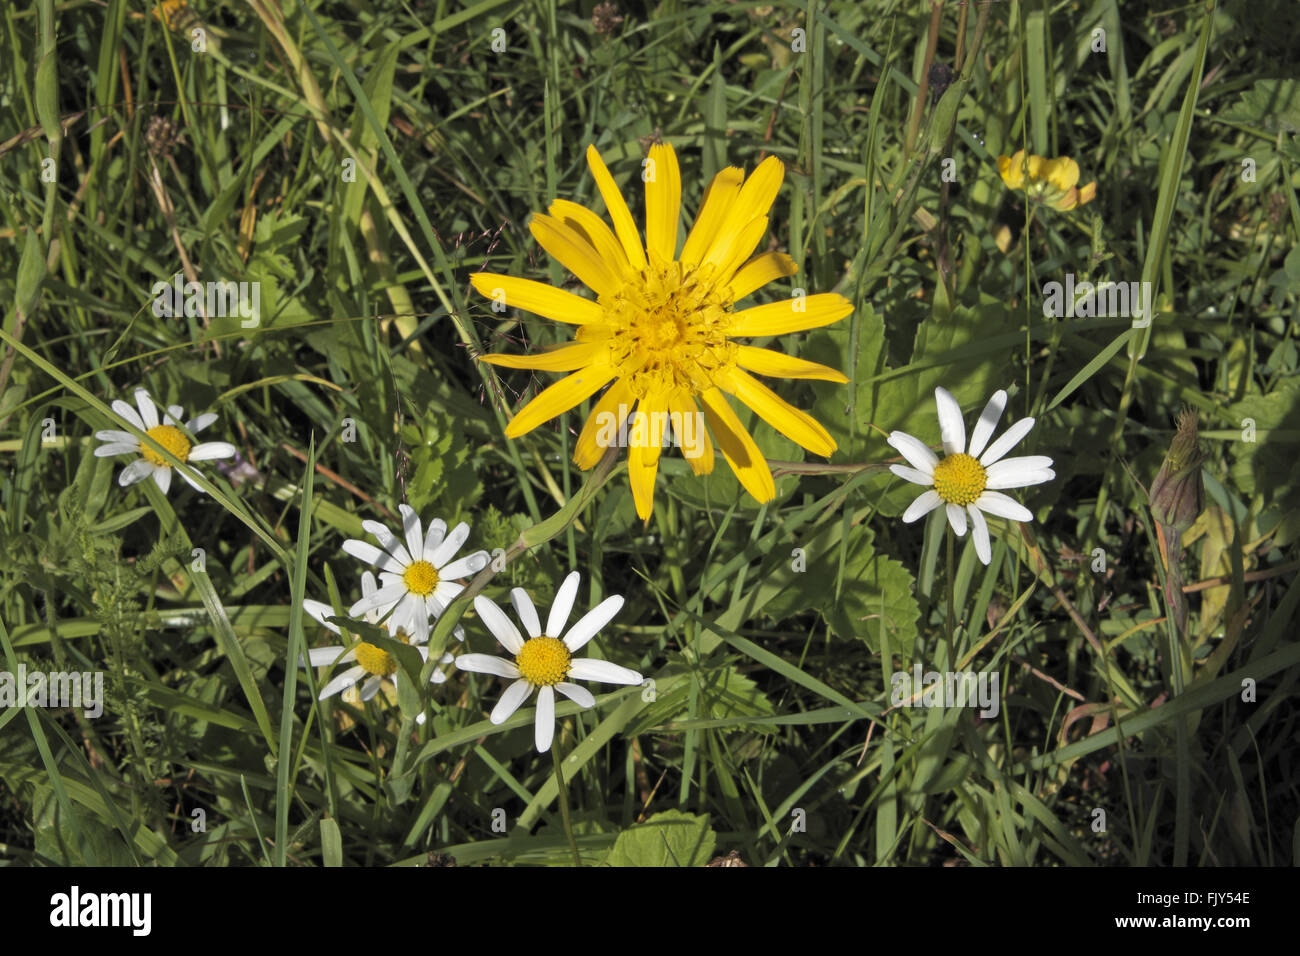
[602, 810, 717, 867]
[763, 523, 920, 654]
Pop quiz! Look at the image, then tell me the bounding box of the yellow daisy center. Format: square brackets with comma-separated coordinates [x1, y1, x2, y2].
[403, 560, 440, 596]
[591, 261, 736, 398]
[139, 424, 192, 467]
[515, 636, 571, 687]
[354, 642, 397, 678]
[931, 453, 987, 506]
[353, 628, 409, 679]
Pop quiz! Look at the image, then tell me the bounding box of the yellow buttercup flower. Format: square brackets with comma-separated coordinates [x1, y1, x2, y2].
[997, 149, 1096, 212]
[472, 142, 853, 520]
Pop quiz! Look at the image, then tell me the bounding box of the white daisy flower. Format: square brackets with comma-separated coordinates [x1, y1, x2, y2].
[458, 571, 643, 753]
[341, 505, 490, 645]
[93, 387, 236, 494]
[887, 387, 1055, 565]
[302, 571, 452, 722]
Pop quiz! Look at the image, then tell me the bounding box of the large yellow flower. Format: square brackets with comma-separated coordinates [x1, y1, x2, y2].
[996, 149, 1096, 211]
[471, 143, 853, 520]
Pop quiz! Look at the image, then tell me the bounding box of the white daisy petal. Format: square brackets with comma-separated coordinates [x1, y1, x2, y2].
[94, 442, 139, 457]
[118, 459, 154, 486]
[341, 539, 407, 575]
[454, 653, 521, 679]
[979, 417, 1036, 466]
[433, 580, 465, 604]
[473, 595, 526, 654]
[902, 489, 943, 523]
[189, 441, 237, 461]
[889, 464, 934, 486]
[399, 505, 424, 565]
[887, 431, 938, 474]
[967, 389, 1007, 460]
[359, 676, 384, 702]
[178, 467, 206, 492]
[946, 502, 967, 536]
[490, 678, 534, 724]
[429, 521, 471, 569]
[349, 581, 408, 616]
[511, 589, 542, 638]
[556, 682, 596, 709]
[423, 517, 447, 558]
[968, 505, 992, 565]
[439, 551, 489, 580]
[95, 430, 137, 443]
[111, 400, 146, 431]
[360, 571, 378, 598]
[319, 665, 366, 700]
[302, 599, 343, 634]
[165, 405, 184, 425]
[361, 520, 413, 567]
[562, 595, 624, 653]
[534, 686, 556, 753]
[186, 412, 218, 434]
[305, 645, 347, 666]
[546, 571, 581, 638]
[934, 387, 966, 455]
[973, 491, 1033, 522]
[153, 466, 172, 494]
[567, 657, 643, 685]
[985, 457, 1055, 489]
[135, 389, 160, 429]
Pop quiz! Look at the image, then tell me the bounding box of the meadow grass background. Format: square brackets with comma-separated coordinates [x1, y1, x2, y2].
[1, 0, 1298, 866]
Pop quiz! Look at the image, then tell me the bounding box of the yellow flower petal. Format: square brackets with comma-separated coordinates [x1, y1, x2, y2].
[479, 342, 603, 372]
[698, 387, 775, 504]
[728, 251, 798, 302]
[729, 293, 853, 337]
[734, 344, 847, 383]
[668, 387, 713, 475]
[470, 273, 603, 325]
[719, 368, 837, 457]
[549, 199, 631, 280]
[585, 145, 647, 270]
[503, 364, 617, 438]
[702, 155, 784, 276]
[703, 216, 770, 287]
[626, 388, 669, 519]
[530, 214, 622, 298]
[997, 150, 1026, 189]
[1077, 181, 1096, 206]
[627, 433, 659, 521]
[679, 167, 744, 266]
[574, 378, 634, 470]
[644, 142, 681, 262]
[1043, 157, 1080, 192]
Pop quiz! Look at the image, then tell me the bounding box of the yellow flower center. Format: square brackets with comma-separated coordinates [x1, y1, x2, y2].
[515, 636, 571, 687]
[352, 628, 409, 679]
[403, 560, 440, 596]
[931, 453, 987, 506]
[591, 261, 736, 398]
[139, 424, 192, 467]
[354, 642, 397, 678]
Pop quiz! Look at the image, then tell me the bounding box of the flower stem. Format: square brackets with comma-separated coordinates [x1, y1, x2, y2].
[551, 738, 582, 867]
[945, 526, 957, 670]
